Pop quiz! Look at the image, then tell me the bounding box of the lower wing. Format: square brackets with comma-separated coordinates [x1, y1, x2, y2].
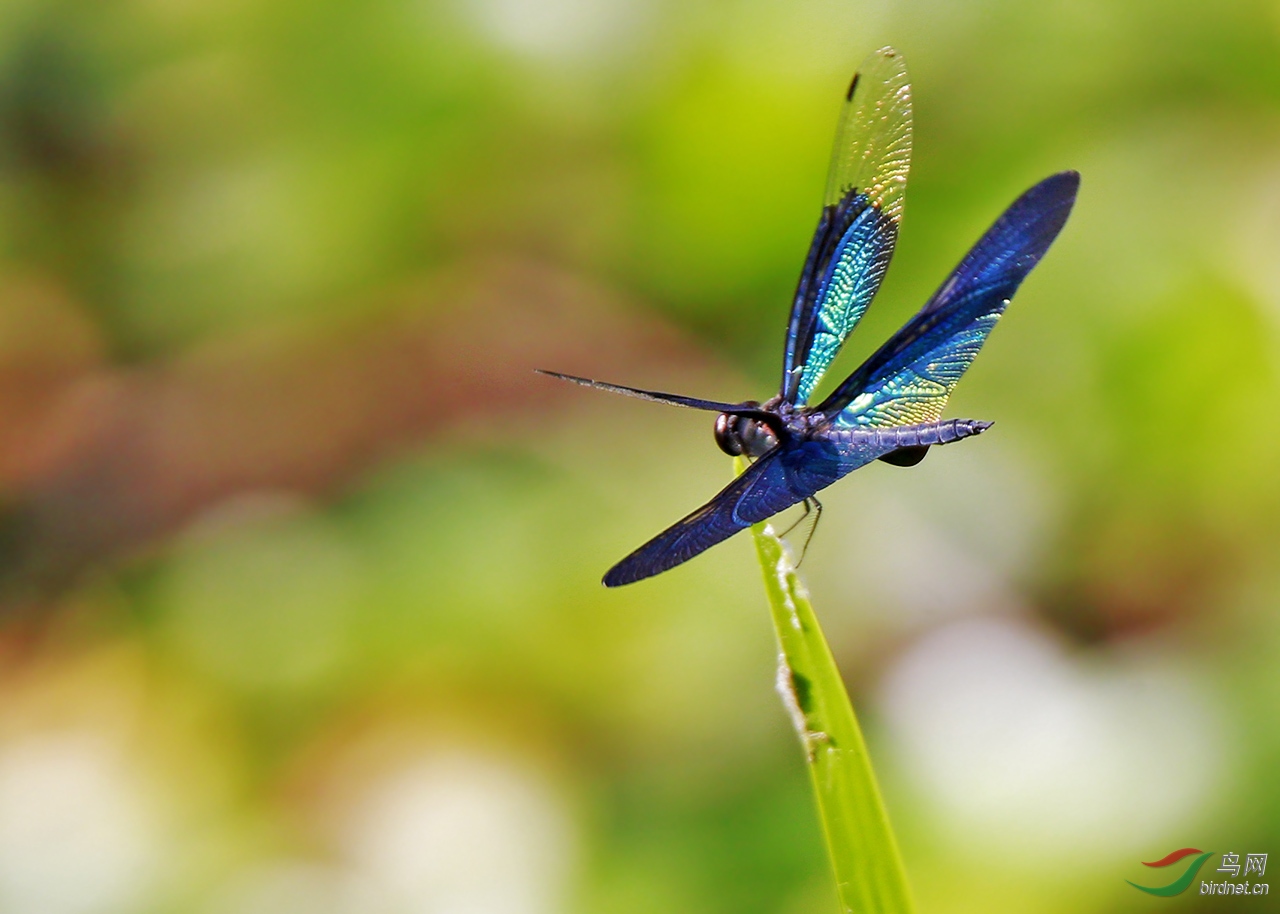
[604, 439, 854, 587]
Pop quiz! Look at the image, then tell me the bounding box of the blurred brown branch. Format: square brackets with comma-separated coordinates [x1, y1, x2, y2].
[0, 257, 717, 609]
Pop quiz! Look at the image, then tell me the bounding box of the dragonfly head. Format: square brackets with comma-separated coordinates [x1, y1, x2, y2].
[714, 402, 779, 458]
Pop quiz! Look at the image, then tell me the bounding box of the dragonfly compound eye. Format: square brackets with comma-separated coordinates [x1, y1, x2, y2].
[714, 412, 744, 456]
[738, 418, 778, 458]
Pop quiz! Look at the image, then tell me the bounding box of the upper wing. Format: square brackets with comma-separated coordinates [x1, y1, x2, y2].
[818, 171, 1080, 428]
[603, 440, 850, 587]
[781, 47, 912, 406]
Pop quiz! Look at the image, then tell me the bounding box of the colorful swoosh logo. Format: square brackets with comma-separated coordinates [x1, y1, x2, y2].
[1128, 848, 1213, 896]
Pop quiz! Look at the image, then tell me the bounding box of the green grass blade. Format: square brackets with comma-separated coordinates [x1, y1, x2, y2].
[737, 460, 914, 913]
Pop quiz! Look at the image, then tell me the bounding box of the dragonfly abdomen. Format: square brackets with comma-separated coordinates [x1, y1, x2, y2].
[879, 418, 992, 448]
[826, 417, 990, 450]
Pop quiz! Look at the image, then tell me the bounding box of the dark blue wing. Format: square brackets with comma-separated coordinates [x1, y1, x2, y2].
[818, 171, 1080, 427]
[781, 47, 912, 406]
[603, 440, 856, 587]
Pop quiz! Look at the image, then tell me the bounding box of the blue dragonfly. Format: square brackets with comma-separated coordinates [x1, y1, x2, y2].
[541, 47, 1078, 587]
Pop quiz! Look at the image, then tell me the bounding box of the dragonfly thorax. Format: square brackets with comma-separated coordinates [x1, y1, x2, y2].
[714, 403, 779, 458]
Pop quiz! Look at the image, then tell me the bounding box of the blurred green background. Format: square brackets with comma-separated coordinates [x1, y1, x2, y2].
[0, 0, 1278, 912]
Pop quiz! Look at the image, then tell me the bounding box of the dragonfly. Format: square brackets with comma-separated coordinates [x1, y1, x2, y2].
[540, 47, 1078, 587]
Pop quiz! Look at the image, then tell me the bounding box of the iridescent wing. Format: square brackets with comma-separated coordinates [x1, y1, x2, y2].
[781, 47, 912, 406]
[603, 439, 852, 587]
[818, 171, 1080, 428]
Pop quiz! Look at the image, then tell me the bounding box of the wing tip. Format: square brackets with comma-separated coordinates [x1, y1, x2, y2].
[602, 563, 636, 588]
[847, 45, 901, 99]
[1053, 168, 1081, 189]
[849, 46, 906, 100]
[1008, 170, 1081, 240]
[1038, 169, 1081, 204]
[535, 368, 578, 382]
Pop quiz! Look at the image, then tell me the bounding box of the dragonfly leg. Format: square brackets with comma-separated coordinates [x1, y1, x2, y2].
[777, 497, 810, 539]
[777, 497, 822, 567]
[794, 497, 822, 567]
